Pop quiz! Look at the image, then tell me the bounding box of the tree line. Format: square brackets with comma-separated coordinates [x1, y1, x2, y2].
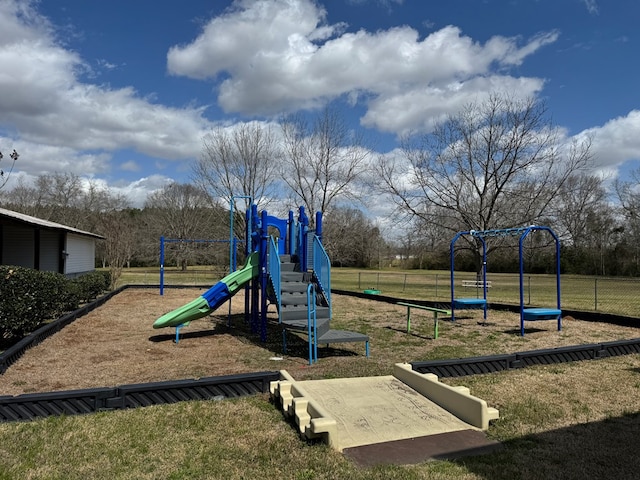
[2, 94, 640, 279]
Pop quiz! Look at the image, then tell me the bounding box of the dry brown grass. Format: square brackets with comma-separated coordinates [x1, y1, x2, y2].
[1, 288, 638, 396]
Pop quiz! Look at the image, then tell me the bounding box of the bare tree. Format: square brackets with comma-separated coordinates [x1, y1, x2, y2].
[33, 172, 85, 226]
[322, 207, 384, 267]
[0, 149, 19, 190]
[193, 122, 282, 210]
[374, 94, 592, 270]
[98, 210, 138, 289]
[145, 183, 222, 270]
[613, 168, 640, 274]
[553, 174, 610, 247]
[280, 107, 370, 217]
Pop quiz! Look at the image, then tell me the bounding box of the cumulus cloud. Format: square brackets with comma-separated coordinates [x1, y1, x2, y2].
[575, 110, 640, 171]
[362, 76, 545, 135]
[168, 0, 556, 134]
[0, 0, 211, 173]
[110, 174, 174, 208]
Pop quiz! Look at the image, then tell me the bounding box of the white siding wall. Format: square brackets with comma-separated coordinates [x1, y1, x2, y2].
[65, 234, 95, 275]
[3, 225, 34, 267]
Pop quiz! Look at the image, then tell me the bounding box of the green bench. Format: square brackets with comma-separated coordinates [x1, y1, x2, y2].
[397, 302, 452, 339]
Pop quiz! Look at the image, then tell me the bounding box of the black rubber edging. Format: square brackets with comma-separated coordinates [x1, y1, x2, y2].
[410, 340, 640, 377]
[0, 371, 280, 422]
[2, 286, 639, 421]
[333, 289, 640, 377]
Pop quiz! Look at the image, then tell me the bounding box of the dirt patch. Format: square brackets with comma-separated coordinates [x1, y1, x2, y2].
[1, 288, 639, 396]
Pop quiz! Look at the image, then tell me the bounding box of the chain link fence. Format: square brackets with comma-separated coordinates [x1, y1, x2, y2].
[335, 271, 640, 318]
[116, 267, 640, 318]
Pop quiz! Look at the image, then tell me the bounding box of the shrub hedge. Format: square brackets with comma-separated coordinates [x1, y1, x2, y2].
[0, 267, 111, 339]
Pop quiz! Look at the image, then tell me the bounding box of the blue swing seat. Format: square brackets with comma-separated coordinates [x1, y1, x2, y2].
[523, 308, 561, 321]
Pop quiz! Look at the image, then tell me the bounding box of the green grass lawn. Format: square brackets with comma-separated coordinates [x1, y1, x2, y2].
[331, 267, 640, 318]
[113, 265, 640, 318]
[2, 357, 640, 479]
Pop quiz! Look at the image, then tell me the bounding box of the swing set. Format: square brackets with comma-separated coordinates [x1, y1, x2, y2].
[450, 226, 562, 336]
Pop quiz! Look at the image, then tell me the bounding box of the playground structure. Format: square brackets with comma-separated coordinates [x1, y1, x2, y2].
[450, 226, 562, 336]
[153, 205, 369, 364]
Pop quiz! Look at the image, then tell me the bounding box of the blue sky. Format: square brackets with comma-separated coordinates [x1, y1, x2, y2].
[0, 0, 638, 209]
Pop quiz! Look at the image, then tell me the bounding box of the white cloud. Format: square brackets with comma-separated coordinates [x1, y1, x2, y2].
[575, 110, 640, 171]
[361, 76, 546, 135]
[168, 0, 557, 134]
[582, 0, 599, 15]
[0, 0, 212, 175]
[120, 160, 140, 172]
[111, 174, 174, 208]
[0, 141, 112, 179]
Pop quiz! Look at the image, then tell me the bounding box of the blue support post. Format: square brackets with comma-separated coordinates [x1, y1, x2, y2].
[259, 209, 269, 342]
[244, 208, 251, 324]
[159, 236, 165, 296]
[298, 206, 309, 271]
[315, 211, 323, 243]
[288, 210, 295, 255]
[519, 230, 527, 336]
[228, 195, 252, 326]
[450, 231, 464, 321]
[174, 323, 186, 343]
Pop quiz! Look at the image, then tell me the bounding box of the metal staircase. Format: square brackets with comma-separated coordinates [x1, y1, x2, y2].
[259, 207, 368, 364]
[275, 254, 369, 364]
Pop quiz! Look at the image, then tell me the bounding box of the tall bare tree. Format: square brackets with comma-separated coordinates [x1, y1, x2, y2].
[98, 209, 139, 289]
[145, 183, 222, 270]
[374, 94, 592, 270]
[193, 122, 282, 210]
[280, 107, 370, 217]
[553, 173, 610, 247]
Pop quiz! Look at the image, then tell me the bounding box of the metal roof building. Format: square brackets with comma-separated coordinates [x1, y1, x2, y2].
[0, 207, 104, 277]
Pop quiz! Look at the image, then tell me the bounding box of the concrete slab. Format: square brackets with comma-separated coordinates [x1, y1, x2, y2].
[291, 375, 474, 450]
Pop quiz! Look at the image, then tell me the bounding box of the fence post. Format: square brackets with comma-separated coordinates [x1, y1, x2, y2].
[403, 273, 407, 292]
[594, 277, 598, 311]
[358, 272, 361, 290]
[435, 273, 439, 298]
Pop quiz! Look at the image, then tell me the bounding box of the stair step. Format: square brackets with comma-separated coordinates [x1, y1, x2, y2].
[280, 262, 300, 272]
[280, 305, 329, 322]
[317, 329, 369, 344]
[281, 271, 305, 282]
[280, 292, 309, 306]
[281, 316, 330, 331]
[281, 282, 308, 293]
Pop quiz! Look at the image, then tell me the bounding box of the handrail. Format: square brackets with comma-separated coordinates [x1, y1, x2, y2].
[306, 283, 317, 365]
[268, 236, 282, 322]
[312, 234, 332, 317]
